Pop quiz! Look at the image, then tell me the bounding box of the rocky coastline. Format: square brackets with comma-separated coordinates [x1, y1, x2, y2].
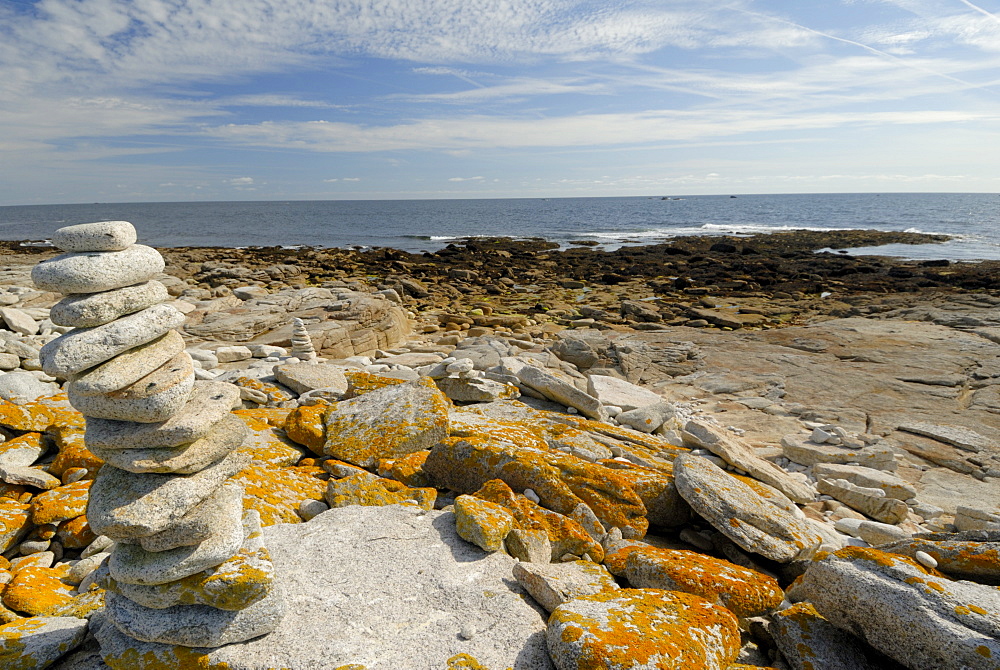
[0, 227, 997, 669]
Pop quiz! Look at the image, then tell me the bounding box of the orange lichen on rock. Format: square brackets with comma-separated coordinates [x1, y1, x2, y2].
[378, 450, 431, 488]
[325, 472, 436, 510]
[233, 463, 327, 526]
[56, 513, 97, 549]
[283, 403, 328, 454]
[0, 484, 30, 502]
[47, 425, 103, 478]
[342, 369, 407, 399]
[880, 538, 1000, 584]
[454, 494, 516, 552]
[597, 459, 690, 529]
[0, 394, 83, 432]
[233, 407, 293, 428]
[0, 615, 89, 670]
[106, 543, 274, 611]
[231, 376, 294, 405]
[100, 641, 235, 670]
[449, 416, 549, 451]
[623, 547, 784, 618]
[237, 422, 307, 467]
[1, 566, 74, 615]
[547, 588, 740, 670]
[323, 378, 450, 469]
[30, 479, 92, 525]
[474, 479, 604, 563]
[0, 432, 45, 460]
[425, 436, 649, 539]
[0, 501, 31, 554]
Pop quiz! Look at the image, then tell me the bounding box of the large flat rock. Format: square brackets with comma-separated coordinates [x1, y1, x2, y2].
[92, 504, 553, 670]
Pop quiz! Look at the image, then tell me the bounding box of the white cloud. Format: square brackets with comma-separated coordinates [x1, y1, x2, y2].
[227, 177, 254, 185]
[219, 95, 347, 109]
[448, 176, 485, 181]
[206, 109, 994, 153]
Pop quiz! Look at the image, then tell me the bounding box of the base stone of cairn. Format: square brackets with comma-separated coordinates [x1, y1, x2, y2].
[31, 221, 284, 664]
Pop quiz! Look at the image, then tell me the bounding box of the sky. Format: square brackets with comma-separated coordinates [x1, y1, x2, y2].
[1, 0, 999, 205]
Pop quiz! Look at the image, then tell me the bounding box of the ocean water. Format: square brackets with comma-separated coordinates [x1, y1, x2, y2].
[0, 193, 997, 261]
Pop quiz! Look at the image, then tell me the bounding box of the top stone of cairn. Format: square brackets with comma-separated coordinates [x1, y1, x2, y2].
[53, 221, 137, 252]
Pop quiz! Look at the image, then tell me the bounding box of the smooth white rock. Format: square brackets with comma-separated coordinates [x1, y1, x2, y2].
[50, 280, 168, 328]
[51, 220, 136, 252]
[31, 244, 164, 294]
[40, 303, 185, 377]
[85, 380, 240, 450]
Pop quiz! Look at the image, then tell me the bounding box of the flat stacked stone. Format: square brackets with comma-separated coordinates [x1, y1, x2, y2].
[31, 221, 284, 661]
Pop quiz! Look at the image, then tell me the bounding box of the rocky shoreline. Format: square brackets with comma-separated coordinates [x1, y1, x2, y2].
[0, 227, 997, 669]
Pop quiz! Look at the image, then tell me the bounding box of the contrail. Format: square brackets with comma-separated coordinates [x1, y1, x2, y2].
[957, 0, 1000, 24]
[735, 6, 990, 91]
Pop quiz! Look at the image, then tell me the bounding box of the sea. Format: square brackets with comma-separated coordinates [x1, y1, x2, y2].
[0, 192, 997, 261]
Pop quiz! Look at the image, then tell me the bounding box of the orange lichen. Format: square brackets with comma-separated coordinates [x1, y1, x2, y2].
[0, 502, 31, 553]
[342, 370, 407, 398]
[326, 473, 436, 511]
[2, 566, 73, 615]
[324, 377, 449, 468]
[379, 450, 431, 487]
[103, 646, 234, 670]
[473, 479, 603, 563]
[30, 479, 91, 525]
[548, 588, 740, 669]
[233, 464, 327, 526]
[233, 407, 293, 427]
[231, 376, 294, 405]
[0, 395, 84, 433]
[425, 435, 649, 539]
[47, 425, 102, 478]
[624, 547, 784, 618]
[282, 404, 328, 454]
[454, 495, 516, 552]
[447, 654, 491, 669]
[56, 514, 97, 549]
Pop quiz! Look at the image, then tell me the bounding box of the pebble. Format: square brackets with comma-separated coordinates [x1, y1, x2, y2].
[915, 550, 938, 569]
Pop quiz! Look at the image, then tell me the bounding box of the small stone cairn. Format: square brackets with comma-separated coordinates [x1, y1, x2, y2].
[32, 222, 284, 659]
[289, 316, 318, 361]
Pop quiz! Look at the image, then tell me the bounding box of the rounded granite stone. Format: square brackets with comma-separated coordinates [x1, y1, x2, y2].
[138, 481, 244, 553]
[40, 303, 185, 377]
[87, 452, 249, 541]
[104, 511, 273, 611]
[108, 508, 248, 586]
[50, 280, 168, 328]
[32, 244, 164, 294]
[51, 221, 136, 252]
[68, 352, 194, 423]
[68, 330, 186, 397]
[105, 582, 285, 648]
[88, 413, 249, 475]
[85, 380, 241, 450]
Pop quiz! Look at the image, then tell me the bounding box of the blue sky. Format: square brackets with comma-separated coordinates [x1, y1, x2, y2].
[1, 0, 999, 205]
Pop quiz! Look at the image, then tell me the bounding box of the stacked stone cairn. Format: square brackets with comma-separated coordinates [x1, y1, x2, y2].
[289, 317, 318, 361]
[31, 221, 284, 660]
